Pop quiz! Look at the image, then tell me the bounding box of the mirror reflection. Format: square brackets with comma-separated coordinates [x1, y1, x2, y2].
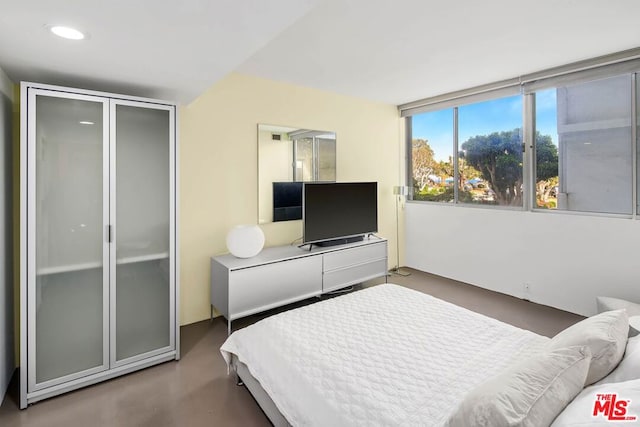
[258, 124, 336, 224]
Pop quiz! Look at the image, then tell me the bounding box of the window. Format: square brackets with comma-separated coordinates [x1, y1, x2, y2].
[408, 94, 524, 207]
[294, 137, 314, 181]
[317, 137, 336, 181]
[410, 109, 454, 202]
[293, 133, 336, 182]
[403, 52, 640, 217]
[459, 96, 523, 206]
[533, 88, 560, 209]
[534, 75, 632, 214]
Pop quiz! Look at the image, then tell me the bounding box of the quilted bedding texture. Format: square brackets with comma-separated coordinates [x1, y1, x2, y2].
[221, 283, 549, 426]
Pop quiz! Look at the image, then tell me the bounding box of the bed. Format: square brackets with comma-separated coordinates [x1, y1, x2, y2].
[220, 284, 639, 426]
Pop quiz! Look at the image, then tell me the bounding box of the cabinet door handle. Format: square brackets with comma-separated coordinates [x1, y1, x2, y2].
[107, 225, 113, 243]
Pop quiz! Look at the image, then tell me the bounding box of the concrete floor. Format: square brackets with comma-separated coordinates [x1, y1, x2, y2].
[0, 269, 583, 427]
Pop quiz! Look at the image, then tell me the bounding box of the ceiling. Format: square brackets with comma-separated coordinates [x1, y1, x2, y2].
[1, 0, 639, 106]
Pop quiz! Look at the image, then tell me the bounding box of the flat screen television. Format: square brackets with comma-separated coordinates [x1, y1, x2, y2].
[303, 182, 378, 246]
[273, 182, 303, 222]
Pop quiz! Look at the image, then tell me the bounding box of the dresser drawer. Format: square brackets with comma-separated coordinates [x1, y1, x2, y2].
[229, 256, 322, 319]
[323, 259, 387, 292]
[323, 242, 387, 272]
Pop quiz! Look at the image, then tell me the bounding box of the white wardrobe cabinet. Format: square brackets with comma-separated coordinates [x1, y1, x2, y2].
[20, 83, 180, 408]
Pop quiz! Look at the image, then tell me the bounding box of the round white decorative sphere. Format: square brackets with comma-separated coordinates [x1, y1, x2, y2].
[226, 225, 265, 258]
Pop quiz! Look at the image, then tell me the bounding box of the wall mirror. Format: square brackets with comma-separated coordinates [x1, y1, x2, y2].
[258, 124, 336, 224]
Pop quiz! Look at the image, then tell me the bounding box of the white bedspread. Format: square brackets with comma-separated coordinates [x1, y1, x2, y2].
[220, 284, 549, 426]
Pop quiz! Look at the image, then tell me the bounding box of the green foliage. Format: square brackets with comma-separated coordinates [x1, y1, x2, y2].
[460, 128, 558, 206]
[535, 133, 559, 181]
[413, 186, 475, 203]
[412, 138, 437, 191]
[415, 186, 452, 202]
[461, 129, 523, 205]
[411, 128, 558, 206]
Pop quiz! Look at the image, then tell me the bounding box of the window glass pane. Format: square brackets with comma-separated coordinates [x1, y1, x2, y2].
[459, 95, 524, 206]
[534, 89, 560, 209]
[293, 136, 336, 182]
[317, 137, 336, 181]
[410, 109, 454, 202]
[293, 138, 313, 181]
[535, 75, 632, 214]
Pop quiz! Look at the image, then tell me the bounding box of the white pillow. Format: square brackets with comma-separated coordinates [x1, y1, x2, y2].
[547, 310, 629, 385]
[446, 346, 591, 427]
[597, 335, 640, 384]
[551, 379, 640, 426]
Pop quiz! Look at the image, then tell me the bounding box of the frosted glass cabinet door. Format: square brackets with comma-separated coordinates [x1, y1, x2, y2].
[111, 101, 175, 365]
[28, 91, 110, 390]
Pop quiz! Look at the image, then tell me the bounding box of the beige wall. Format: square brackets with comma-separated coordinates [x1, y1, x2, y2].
[180, 73, 401, 325]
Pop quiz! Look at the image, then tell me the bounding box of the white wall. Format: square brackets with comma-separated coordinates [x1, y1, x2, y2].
[0, 66, 14, 405]
[405, 202, 640, 317]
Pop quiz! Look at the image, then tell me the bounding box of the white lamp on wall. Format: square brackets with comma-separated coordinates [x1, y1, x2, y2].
[226, 225, 265, 258]
[391, 185, 411, 276]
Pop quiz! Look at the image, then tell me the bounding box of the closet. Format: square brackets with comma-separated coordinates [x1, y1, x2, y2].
[20, 83, 179, 407]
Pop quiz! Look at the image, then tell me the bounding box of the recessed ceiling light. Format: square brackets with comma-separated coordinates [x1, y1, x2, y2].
[49, 25, 86, 40]
[79, 121, 94, 125]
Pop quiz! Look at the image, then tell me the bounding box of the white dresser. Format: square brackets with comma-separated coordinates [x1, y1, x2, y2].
[211, 236, 388, 333]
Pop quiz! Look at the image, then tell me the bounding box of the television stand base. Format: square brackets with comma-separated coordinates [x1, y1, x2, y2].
[314, 235, 364, 247]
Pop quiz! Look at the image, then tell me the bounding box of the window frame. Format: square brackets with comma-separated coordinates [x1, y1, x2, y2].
[406, 93, 526, 210]
[402, 49, 640, 218]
